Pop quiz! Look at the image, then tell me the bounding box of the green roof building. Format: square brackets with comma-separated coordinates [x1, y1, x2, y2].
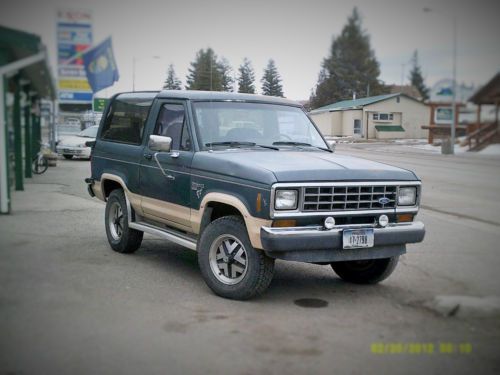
[309, 93, 430, 140]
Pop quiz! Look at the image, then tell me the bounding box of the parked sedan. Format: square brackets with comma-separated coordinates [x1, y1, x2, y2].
[57, 125, 98, 159]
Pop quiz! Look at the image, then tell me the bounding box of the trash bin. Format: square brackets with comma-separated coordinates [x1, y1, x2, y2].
[441, 138, 453, 155]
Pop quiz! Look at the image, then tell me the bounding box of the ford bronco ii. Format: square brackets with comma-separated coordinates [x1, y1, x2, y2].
[86, 90, 425, 300]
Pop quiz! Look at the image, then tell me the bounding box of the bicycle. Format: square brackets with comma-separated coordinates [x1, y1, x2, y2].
[32, 150, 49, 174]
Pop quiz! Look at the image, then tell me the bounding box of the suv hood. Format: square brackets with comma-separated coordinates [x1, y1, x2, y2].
[193, 150, 418, 184]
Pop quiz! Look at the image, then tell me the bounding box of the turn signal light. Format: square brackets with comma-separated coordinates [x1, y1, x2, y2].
[272, 220, 297, 227]
[397, 214, 414, 223]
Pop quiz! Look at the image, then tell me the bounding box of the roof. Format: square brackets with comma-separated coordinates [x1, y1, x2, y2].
[0, 26, 56, 100]
[469, 72, 500, 105]
[310, 93, 425, 114]
[157, 90, 301, 106]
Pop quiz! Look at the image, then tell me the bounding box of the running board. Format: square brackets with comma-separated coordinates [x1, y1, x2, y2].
[129, 221, 198, 251]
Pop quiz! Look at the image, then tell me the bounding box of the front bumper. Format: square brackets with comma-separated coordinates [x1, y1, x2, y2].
[261, 221, 425, 263]
[56, 146, 91, 157]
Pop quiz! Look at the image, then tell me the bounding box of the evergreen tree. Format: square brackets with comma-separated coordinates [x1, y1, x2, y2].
[310, 7, 387, 109]
[238, 58, 256, 94]
[218, 58, 234, 92]
[185, 48, 234, 91]
[162, 64, 182, 90]
[261, 59, 284, 97]
[186, 48, 221, 91]
[408, 50, 429, 101]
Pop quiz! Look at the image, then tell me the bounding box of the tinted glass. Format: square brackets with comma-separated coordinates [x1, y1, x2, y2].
[154, 103, 190, 151]
[101, 94, 153, 144]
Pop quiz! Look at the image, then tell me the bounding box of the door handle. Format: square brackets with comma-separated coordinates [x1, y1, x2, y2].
[144, 153, 153, 160]
[153, 152, 176, 181]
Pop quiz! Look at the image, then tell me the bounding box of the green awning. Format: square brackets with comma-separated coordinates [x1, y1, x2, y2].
[375, 125, 405, 132]
[0, 26, 56, 100]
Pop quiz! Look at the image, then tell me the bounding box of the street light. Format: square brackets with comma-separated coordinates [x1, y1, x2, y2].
[132, 55, 161, 92]
[423, 7, 457, 155]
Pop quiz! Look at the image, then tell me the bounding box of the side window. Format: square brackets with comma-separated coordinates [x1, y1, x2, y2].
[101, 95, 152, 144]
[154, 103, 191, 151]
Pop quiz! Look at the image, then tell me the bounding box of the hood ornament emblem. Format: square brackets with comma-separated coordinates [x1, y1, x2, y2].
[378, 197, 390, 205]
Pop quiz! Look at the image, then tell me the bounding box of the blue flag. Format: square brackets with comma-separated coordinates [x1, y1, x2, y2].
[82, 37, 119, 93]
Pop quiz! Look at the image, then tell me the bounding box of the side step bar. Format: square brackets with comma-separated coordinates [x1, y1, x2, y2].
[129, 221, 198, 251]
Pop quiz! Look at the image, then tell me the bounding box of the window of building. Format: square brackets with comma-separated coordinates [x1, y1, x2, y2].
[154, 103, 191, 151]
[353, 119, 362, 135]
[101, 94, 153, 144]
[373, 112, 394, 122]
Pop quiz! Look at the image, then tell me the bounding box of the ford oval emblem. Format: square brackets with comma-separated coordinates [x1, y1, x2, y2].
[379, 197, 390, 205]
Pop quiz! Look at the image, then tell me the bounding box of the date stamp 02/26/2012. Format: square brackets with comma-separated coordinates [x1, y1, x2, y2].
[371, 342, 473, 355]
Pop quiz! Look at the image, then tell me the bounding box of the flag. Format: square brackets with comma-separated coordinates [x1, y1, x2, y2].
[82, 37, 119, 93]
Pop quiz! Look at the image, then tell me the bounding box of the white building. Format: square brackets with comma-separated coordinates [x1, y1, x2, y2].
[309, 93, 430, 139]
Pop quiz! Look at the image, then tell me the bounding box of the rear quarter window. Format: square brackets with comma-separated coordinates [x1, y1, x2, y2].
[100, 94, 154, 144]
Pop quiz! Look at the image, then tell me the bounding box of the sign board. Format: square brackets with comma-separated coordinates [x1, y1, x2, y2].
[93, 98, 109, 112]
[435, 106, 453, 124]
[57, 9, 93, 103]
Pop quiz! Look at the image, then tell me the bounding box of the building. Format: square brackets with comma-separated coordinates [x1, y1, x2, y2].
[465, 72, 500, 150]
[424, 79, 477, 143]
[0, 26, 56, 214]
[309, 93, 430, 140]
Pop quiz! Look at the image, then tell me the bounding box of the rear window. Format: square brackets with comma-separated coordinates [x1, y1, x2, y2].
[100, 93, 154, 144]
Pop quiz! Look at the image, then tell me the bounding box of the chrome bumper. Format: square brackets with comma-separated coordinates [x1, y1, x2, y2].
[260, 222, 425, 263]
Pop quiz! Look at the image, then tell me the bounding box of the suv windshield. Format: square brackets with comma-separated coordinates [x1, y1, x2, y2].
[192, 102, 327, 150]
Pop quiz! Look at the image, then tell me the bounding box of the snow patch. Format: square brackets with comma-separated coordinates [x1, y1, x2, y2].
[425, 295, 500, 318]
[479, 144, 500, 156]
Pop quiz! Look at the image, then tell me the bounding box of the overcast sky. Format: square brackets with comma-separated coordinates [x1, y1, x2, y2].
[1, 0, 499, 100]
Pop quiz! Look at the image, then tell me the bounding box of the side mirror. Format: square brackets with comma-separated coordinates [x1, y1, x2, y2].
[85, 141, 96, 148]
[149, 135, 172, 153]
[327, 140, 336, 152]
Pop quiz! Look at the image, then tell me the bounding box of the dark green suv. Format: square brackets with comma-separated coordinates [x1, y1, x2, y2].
[86, 90, 425, 300]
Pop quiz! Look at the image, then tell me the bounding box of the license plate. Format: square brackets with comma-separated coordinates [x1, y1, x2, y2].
[343, 229, 374, 249]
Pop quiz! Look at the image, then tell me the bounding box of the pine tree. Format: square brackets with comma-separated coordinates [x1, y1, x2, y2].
[261, 59, 284, 97]
[218, 58, 234, 92]
[310, 7, 387, 109]
[408, 50, 429, 101]
[238, 58, 256, 94]
[162, 64, 182, 90]
[186, 48, 221, 91]
[185, 48, 234, 91]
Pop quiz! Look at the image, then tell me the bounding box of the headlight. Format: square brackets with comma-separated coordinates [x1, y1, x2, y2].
[275, 190, 298, 210]
[398, 187, 417, 206]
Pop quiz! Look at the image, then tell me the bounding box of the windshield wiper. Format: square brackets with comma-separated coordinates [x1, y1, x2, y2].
[272, 141, 332, 152]
[205, 141, 279, 150]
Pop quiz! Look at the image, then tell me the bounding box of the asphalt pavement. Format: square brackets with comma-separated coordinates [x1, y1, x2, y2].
[1, 146, 500, 375]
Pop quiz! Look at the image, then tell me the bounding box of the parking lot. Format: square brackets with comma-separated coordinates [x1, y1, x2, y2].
[1, 144, 500, 374]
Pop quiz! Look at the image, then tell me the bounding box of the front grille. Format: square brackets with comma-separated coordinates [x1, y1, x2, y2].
[302, 185, 397, 212]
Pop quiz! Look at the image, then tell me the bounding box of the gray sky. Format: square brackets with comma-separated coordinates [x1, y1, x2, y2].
[1, 0, 499, 100]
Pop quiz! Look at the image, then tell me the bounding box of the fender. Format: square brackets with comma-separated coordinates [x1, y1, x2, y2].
[192, 192, 271, 250]
[95, 173, 144, 216]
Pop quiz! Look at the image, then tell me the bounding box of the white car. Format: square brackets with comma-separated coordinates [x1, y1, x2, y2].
[56, 125, 98, 159]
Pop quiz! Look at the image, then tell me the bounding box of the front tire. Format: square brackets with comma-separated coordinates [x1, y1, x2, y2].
[331, 256, 399, 284]
[198, 216, 274, 300]
[63, 154, 73, 160]
[105, 189, 143, 253]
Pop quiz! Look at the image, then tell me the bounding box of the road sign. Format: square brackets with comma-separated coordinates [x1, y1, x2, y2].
[93, 98, 109, 112]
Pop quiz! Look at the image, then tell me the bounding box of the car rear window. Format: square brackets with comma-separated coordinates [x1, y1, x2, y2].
[100, 93, 154, 144]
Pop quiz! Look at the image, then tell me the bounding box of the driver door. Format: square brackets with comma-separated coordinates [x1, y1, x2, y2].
[139, 101, 194, 230]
